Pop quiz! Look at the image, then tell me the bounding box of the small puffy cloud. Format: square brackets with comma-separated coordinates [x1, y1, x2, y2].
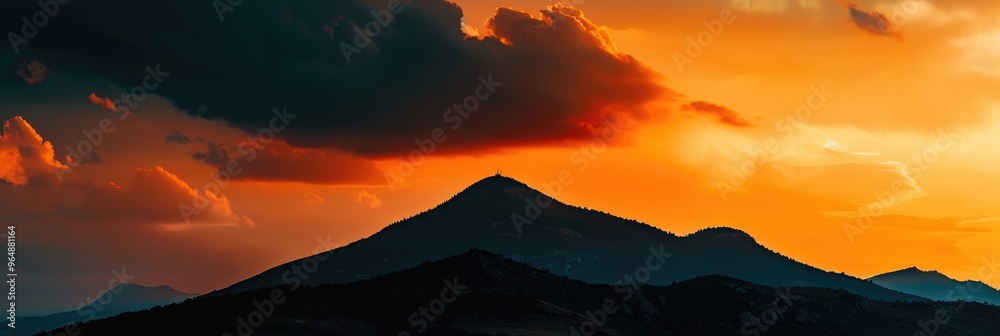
[164, 130, 192, 144]
[846, 3, 902, 39]
[87, 93, 118, 112]
[0, 116, 69, 187]
[681, 101, 753, 127]
[352, 190, 383, 209]
[191, 141, 228, 167]
[15, 60, 51, 85]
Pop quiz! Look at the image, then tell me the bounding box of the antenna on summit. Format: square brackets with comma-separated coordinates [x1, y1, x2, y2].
[495, 169, 501, 177]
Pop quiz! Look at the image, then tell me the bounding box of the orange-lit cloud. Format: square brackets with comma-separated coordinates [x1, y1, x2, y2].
[0, 116, 69, 187]
[1, 116, 251, 228]
[87, 93, 117, 112]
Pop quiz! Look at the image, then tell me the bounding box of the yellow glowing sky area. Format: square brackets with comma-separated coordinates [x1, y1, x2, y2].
[423, 0, 1000, 286]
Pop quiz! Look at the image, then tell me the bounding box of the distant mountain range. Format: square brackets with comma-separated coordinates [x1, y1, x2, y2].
[219, 175, 923, 302]
[23, 284, 196, 336]
[870, 267, 1000, 305]
[47, 250, 1000, 336]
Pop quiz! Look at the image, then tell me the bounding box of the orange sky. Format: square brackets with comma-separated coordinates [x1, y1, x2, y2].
[444, 0, 1000, 284]
[3, 0, 1000, 314]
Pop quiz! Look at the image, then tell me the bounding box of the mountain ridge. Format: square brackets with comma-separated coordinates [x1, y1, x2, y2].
[214, 174, 924, 303]
[870, 267, 1000, 305]
[44, 249, 1000, 336]
[22, 283, 197, 336]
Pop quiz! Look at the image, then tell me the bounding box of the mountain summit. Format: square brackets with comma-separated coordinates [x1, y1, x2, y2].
[218, 175, 921, 302]
[22, 284, 196, 336]
[870, 267, 1000, 304]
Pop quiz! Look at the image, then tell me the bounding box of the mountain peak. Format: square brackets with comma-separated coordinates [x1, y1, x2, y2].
[869, 267, 952, 284]
[686, 227, 757, 244]
[690, 227, 749, 235]
[438, 174, 551, 210]
[870, 267, 1000, 304]
[890, 267, 945, 277]
[84, 283, 197, 308]
[464, 173, 531, 192]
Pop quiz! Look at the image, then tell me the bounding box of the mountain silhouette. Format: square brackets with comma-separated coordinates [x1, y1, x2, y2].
[21, 283, 196, 336]
[218, 175, 921, 302]
[46, 250, 1000, 336]
[870, 267, 1000, 305]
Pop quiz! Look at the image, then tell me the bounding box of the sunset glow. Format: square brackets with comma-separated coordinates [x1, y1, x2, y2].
[2, 0, 999, 319]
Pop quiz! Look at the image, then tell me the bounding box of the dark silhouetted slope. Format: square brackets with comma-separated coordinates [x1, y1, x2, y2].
[51, 250, 1000, 336]
[870, 267, 1000, 305]
[22, 284, 196, 336]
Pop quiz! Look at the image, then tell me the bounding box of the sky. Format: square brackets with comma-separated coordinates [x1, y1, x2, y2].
[2, 0, 1000, 314]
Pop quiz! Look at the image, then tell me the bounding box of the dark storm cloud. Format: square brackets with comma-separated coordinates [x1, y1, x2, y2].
[164, 130, 192, 145]
[0, 0, 672, 157]
[192, 140, 382, 185]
